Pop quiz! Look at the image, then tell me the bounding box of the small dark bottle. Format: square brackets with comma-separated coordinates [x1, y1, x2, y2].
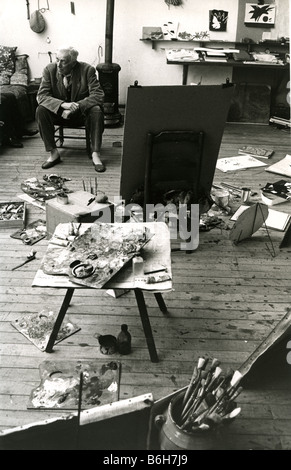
[117, 324, 131, 355]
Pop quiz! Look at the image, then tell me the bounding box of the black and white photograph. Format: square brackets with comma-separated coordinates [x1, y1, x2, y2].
[0, 0, 290, 456]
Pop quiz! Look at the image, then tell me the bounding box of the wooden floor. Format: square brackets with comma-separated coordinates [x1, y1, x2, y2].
[0, 118, 291, 450]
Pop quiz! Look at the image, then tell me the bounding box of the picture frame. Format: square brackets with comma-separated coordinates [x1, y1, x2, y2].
[209, 10, 228, 32]
[244, 3, 276, 26]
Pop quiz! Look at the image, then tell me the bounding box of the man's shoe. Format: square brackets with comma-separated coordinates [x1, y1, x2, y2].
[41, 156, 61, 169]
[94, 163, 106, 173]
[8, 137, 23, 148]
[22, 129, 39, 137]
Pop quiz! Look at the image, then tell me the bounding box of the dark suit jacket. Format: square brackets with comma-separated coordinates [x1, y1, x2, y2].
[36, 61, 104, 115]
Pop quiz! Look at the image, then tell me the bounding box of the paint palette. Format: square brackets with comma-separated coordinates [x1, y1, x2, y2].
[10, 219, 47, 245]
[42, 222, 154, 289]
[11, 308, 81, 351]
[27, 360, 121, 409]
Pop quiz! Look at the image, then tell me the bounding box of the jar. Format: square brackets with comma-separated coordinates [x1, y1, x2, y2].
[155, 392, 218, 450]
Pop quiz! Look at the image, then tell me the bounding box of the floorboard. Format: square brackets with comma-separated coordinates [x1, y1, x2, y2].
[0, 119, 291, 450]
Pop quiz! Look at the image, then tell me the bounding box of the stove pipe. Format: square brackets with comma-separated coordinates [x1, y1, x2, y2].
[96, 0, 122, 127]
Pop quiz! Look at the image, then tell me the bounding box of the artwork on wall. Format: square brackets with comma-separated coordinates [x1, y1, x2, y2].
[142, 26, 163, 40]
[209, 10, 228, 32]
[244, 3, 276, 26]
[162, 20, 179, 39]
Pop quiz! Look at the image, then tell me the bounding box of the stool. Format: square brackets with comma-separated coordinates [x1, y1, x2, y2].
[54, 124, 91, 155]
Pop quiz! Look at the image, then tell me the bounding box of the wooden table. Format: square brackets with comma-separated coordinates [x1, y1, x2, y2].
[166, 58, 289, 85]
[32, 222, 173, 363]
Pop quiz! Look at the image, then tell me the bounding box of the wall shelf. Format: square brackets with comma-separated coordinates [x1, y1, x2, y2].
[140, 37, 290, 52]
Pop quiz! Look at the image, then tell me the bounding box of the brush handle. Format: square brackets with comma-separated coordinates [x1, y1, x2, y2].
[12, 256, 35, 271]
[12, 259, 30, 270]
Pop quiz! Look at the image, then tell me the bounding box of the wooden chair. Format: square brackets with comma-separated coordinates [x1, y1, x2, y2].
[143, 130, 204, 253]
[54, 124, 91, 155]
[143, 130, 204, 216]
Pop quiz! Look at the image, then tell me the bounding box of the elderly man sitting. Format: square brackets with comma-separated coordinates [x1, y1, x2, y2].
[36, 46, 105, 172]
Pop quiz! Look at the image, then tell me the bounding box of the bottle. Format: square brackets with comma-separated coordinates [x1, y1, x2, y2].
[117, 324, 131, 355]
[132, 256, 144, 277]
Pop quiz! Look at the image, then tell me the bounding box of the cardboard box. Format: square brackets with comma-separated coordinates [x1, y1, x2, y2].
[0, 202, 26, 229]
[46, 191, 114, 239]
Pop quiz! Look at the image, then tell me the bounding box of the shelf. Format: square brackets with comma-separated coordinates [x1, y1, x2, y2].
[140, 38, 232, 50]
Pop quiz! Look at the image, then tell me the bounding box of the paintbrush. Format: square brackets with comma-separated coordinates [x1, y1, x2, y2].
[182, 356, 208, 407]
[181, 366, 222, 427]
[220, 182, 241, 193]
[181, 358, 207, 416]
[182, 364, 198, 406]
[203, 370, 243, 419]
[181, 367, 209, 420]
[12, 249, 37, 270]
[222, 407, 241, 422]
[182, 361, 220, 417]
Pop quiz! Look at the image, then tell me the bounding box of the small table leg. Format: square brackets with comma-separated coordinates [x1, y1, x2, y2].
[134, 289, 159, 363]
[182, 64, 188, 85]
[154, 292, 168, 314]
[45, 287, 75, 353]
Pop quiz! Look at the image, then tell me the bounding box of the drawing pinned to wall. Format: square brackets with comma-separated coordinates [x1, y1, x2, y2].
[209, 10, 228, 32]
[162, 20, 179, 39]
[244, 3, 276, 26]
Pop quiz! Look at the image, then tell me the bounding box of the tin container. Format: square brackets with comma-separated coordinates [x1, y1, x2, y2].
[241, 187, 251, 203]
[57, 194, 68, 205]
[214, 189, 230, 208]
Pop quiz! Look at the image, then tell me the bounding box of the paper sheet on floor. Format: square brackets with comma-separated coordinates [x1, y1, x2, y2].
[216, 155, 267, 172]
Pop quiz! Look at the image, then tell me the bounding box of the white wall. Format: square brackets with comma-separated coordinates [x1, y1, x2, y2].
[0, 0, 289, 105]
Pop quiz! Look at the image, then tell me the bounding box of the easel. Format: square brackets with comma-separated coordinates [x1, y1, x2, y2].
[229, 202, 276, 257]
[120, 84, 234, 204]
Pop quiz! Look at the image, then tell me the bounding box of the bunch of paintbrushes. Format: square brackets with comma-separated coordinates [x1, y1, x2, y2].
[82, 177, 98, 195]
[82, 178, 109, 205]
[179, 357, 243, 432]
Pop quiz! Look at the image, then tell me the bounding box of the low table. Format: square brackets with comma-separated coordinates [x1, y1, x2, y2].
[32, 222, 173, 362]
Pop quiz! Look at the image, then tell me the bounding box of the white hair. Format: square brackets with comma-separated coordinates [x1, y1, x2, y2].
[56, 46, 79, 61]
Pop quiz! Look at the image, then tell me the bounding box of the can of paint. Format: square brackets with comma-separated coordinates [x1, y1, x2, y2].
[241, 187, 251, 203]
[57, 194, 68, 205]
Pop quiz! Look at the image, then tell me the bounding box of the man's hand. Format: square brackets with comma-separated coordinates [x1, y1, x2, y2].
[61, 102, 80, 113]
[61, 110, 72, 119]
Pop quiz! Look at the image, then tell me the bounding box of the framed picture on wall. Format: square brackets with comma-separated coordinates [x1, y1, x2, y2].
[209, 10, 228, 32]
[244, 3, 276, 26]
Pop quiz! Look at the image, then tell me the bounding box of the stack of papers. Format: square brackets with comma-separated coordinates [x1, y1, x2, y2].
[266, 154, 291, 178]
[216, 155, 267, 172]
[238, 146, 274, 159]
[166, 49, 200, 61]
[252, 52, 279, 63]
